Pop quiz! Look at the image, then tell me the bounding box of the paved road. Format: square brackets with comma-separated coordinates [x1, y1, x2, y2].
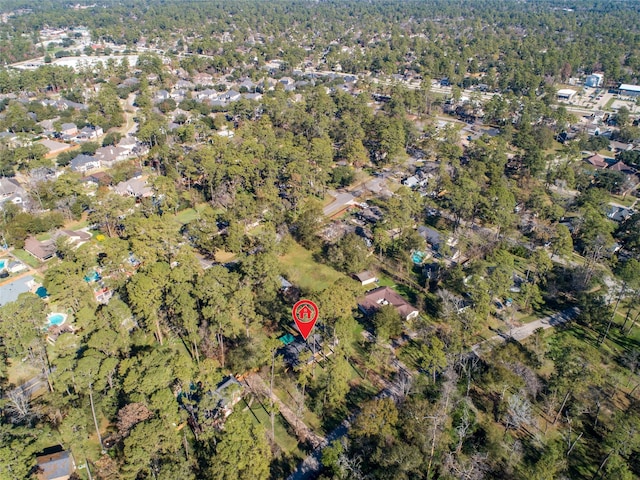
[472, 307, 579, 353]
[323, 191, 355, 217]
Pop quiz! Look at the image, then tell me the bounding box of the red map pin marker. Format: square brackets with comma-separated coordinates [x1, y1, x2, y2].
[292, 299, 319, 341]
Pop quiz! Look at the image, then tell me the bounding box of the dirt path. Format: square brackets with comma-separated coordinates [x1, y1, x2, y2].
[244, 373, 325, 449]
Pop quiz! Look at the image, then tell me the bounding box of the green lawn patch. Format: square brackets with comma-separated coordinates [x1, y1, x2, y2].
[278, 242, 348, 292]
[603, 96, 615, 111]
[174, 208, 200, 224]
[12, 249, 41, 268]
[245, 396, 304, 457]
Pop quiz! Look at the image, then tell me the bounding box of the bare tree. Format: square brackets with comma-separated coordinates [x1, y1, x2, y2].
[455, 403, 474, 454]
[5, 387, 35, 424]
[504, 390, 533, 434]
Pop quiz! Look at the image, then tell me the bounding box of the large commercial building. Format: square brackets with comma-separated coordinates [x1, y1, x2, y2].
[585, 73, 603, 88]
[619, 84, 640, 97]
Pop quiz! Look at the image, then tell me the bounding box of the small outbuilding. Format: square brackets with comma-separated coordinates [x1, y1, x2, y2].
[354, 271, 378, 286]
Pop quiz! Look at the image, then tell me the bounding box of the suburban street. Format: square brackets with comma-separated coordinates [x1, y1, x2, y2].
[323, 191, 356, 217]
[472, 307, 580, 353]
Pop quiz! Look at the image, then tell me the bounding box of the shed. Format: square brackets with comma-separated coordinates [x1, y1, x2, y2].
[354, 271, 378, 286]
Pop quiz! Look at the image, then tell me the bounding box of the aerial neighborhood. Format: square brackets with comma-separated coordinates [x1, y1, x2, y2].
[0, 1, 640, 479]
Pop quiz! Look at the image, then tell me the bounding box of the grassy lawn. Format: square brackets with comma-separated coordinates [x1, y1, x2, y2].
[603, 96, 616, 111]
[278, 242, 349, 292]
[174, 207, 200, 224]
[11, 249, 41, 268]
[36, 232, 52, 241]
[609, 194, 637, 208]
[244, 396, 304, 457]
[6, 358, 41, 386]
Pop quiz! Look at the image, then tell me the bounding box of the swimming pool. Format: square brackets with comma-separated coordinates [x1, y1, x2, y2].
[412, 251, 426, 264]
[0, 259, 6, 270]
[47, 313, 67, 327]
[84, 271, 101, 282]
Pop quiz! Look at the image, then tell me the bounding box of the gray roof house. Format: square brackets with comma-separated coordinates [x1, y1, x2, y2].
[114, 177, 153, 198]
[35, 448, 76, 480]
[0, 177, 22, 198]
[70, 154, 100, 173]
[59, 123, 78, 136]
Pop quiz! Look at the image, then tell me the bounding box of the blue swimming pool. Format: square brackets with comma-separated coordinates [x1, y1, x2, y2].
[84, 271, 101, 282]
[0, 259, 6, 270]
[412, 251, 426, 264]
[47, 313, 66, 327]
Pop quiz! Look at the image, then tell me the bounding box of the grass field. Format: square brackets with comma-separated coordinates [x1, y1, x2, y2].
[244, 396, 304, 456]
[278, 242, 349, 292]
[11, 249, 41, 268]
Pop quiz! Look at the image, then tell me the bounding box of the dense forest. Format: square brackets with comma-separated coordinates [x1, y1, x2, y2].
[0, 1, 639, 479]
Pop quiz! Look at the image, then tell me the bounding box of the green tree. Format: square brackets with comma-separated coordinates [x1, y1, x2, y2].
[209, 410, 271, 480]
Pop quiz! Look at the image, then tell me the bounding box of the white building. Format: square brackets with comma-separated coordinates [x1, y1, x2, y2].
[557, 89, 577, 101]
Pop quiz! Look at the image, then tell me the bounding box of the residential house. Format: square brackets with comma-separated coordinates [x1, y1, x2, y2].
[37, 139, 73, 158]
[358, 286, 419, 320]
[403, 175, 420, 188]
[192, 72, 214, 86]
[154, 89, 170, 103]
[0, 132, 20, 147]
[607, 205, 634, 222]
[196, 89, 219, 101]
[219, 90, 241, 102]
[70, 154, 100, 173]
[37, 118, 58, 135]
[75, 125, 103, 142]
[0, 177, 27, 210]
[82, 171, 113, 187]
[34, 448, 76, 480]
[607, 160, 635, 175]
[117, 136, 138, 154]
[354, 271, 378, 286]
[418, 226, 443, 250]
[609, 141, 633, 153]
[113, 177, 153, 198]
[170, 89, 187, 102]
[120, 77, 140, 88]
[175, 79, 194, 89]
[59, 123, 78, 136]
[58, 99, 87, 111]
[357, 205, 384, 224]
[7, 260, 27, 273]
[585, 153, 610, 169]
[53, 229, 92, 248]
[24, 237, 56, 262]
[0, 177, 23, 199]
[94, 146, 129, 168]
[238, 78, 256, 91]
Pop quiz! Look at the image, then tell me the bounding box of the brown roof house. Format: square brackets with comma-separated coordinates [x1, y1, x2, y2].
[24, 237, 56, 262]
[358, 286, 419, 320]
[34, 448, 76, 480]
[585, 154, 610, 169]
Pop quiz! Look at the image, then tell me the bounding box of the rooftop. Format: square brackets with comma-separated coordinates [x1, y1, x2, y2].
[358, 286, 419, 320]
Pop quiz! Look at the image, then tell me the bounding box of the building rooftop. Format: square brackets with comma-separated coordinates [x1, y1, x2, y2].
[358, 286, 419, 320]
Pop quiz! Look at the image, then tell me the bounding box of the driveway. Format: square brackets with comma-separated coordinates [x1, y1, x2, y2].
[472, 307, 579, 353]
[323, 191, 355, 217]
